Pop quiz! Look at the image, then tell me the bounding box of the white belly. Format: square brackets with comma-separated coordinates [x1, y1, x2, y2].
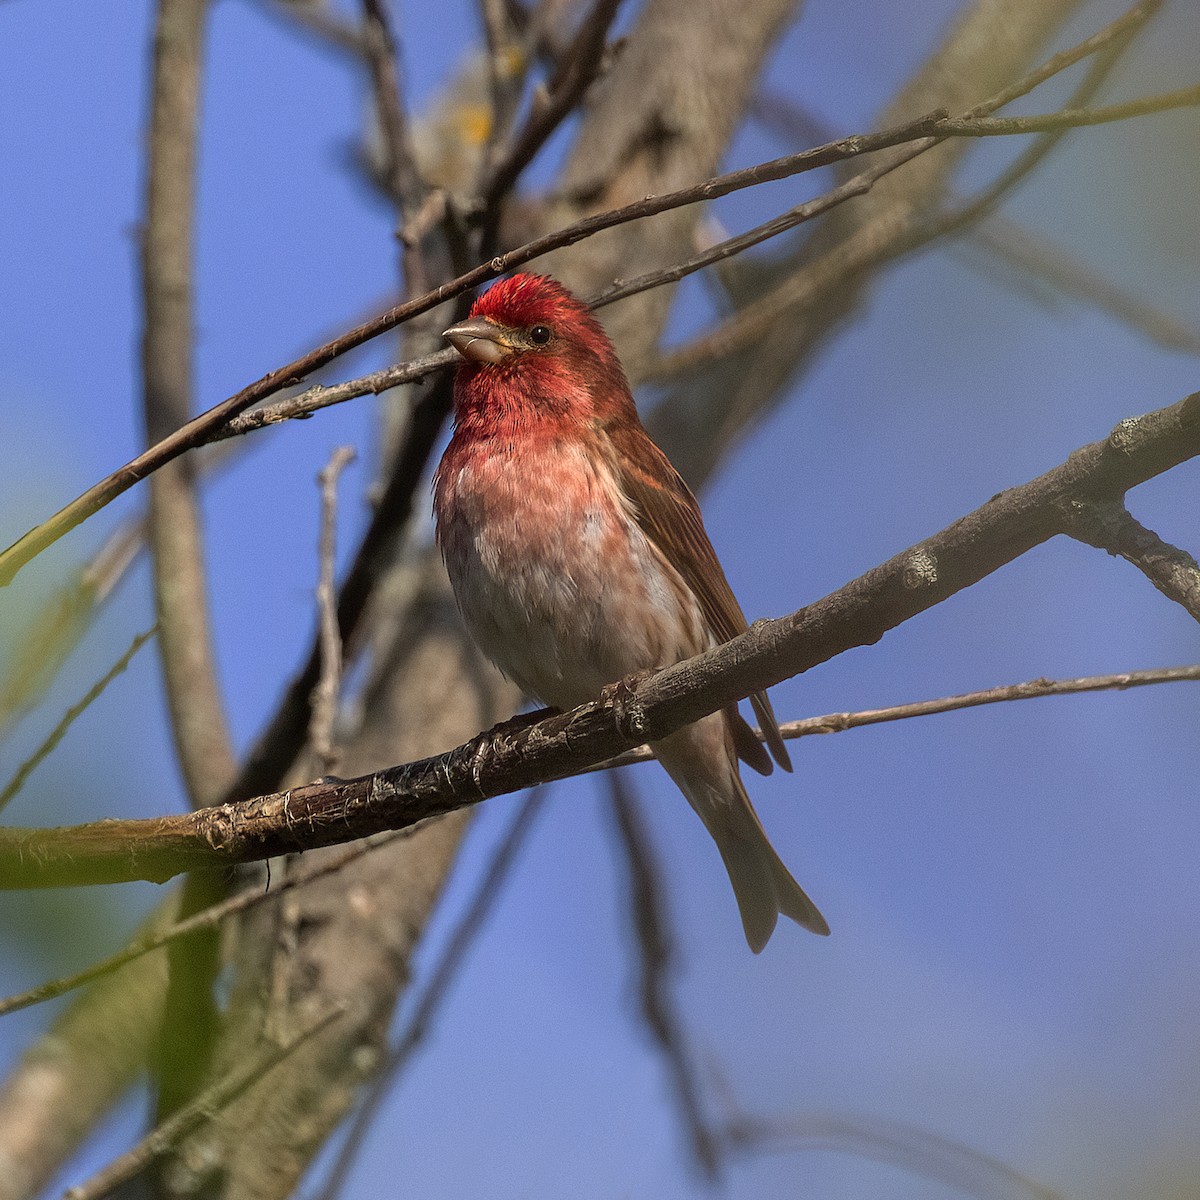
[440, 443, 705, 709]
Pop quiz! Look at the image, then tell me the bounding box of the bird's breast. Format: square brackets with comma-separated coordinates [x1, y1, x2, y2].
[435, 435, 705, 707]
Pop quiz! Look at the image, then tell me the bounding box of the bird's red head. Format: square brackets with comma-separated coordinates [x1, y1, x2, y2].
[442, 274, 633, 426]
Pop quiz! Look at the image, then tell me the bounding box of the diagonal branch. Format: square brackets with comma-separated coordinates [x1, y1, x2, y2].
[4, 388, 1197, 889]
[480, 0, 626, 209]
[610, 773, 721, 1178]
[1063, 499, 1200, 621]
[62, 1006, 344, 1200]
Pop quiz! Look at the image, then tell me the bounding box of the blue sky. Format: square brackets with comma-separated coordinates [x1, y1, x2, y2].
[1, 1, 1199, 1197]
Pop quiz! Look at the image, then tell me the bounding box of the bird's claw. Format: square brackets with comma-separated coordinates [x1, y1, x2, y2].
[605, 671, 653, 744]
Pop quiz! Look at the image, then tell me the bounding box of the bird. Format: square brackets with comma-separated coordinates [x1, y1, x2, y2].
[434, 272, 828, 951]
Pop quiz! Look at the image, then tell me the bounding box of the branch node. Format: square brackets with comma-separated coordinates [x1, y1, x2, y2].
[202, 806, 236, 853]
[1108, 414, 1148, 454]
[901, 548, 939, 589]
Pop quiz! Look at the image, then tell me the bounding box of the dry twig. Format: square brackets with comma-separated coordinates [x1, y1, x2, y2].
[311, 447, 358, 772]
[0, 628, 157, 818]
[610, 773, 720, 1177]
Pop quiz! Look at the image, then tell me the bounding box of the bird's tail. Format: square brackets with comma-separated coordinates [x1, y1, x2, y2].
[654, 719, 829, 953]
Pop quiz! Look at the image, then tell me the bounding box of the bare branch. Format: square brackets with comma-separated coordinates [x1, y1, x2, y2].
[310, 787, 546, 1200]
[311, 447, 357, 772]
[4, 388, 1198, 889]
[141, 0, 237, 810]
[0, 628, 156, 817]
[610, 773, 720, 1178]
[1063, 500, 1200, 621]
[61, 1007, 343, 1200]
[594, 664, 1200, 771]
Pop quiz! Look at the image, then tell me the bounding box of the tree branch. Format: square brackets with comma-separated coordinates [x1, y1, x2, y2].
[141, 0, 236, 809]
[1063, 499, 1200, 621]
[4, 389, 1197, 889]
[610, 773, 720, 1178]
[594, 663, 1200, 771]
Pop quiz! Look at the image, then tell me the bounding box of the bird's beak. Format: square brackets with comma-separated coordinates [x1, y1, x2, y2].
[443, 317, 516, 364]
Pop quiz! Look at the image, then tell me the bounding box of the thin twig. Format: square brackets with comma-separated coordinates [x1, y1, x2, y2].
[0, 628, 157, 817]
[310, 447, 357, 772]
[0, 522, 144, 736]
[0, 830, 412, 1019]
[590, 663, 1200, 771]
[610, 773, 721, 1178]
[360, 0, 432, 297]
[934, 83, 1200, 138]
[723, 1111, 1060, 1200]
[61, 1006, 344, 1200]
[312, 787, 547, 1200]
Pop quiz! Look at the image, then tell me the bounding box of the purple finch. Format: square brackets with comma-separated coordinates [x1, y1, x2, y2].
[435, 273, 828, 951]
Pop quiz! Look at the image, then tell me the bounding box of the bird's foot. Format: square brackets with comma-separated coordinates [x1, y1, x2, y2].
[604, 670, 654, 745]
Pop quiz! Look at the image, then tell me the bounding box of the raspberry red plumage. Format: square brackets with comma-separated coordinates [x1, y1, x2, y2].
[434, 273, 828, 950]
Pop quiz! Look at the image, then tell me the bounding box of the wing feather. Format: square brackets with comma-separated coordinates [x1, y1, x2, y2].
[601, 416, 792, 773]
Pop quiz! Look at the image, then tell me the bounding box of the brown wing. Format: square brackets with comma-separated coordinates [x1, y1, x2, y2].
[601, 416, 792, 774]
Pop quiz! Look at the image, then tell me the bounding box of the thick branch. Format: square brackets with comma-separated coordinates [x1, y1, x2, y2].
[142, 0, 236, 808]
[4, 390, 1197, 889]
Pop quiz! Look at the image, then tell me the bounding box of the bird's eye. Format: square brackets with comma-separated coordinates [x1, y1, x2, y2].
[529, 324, 552, 345]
